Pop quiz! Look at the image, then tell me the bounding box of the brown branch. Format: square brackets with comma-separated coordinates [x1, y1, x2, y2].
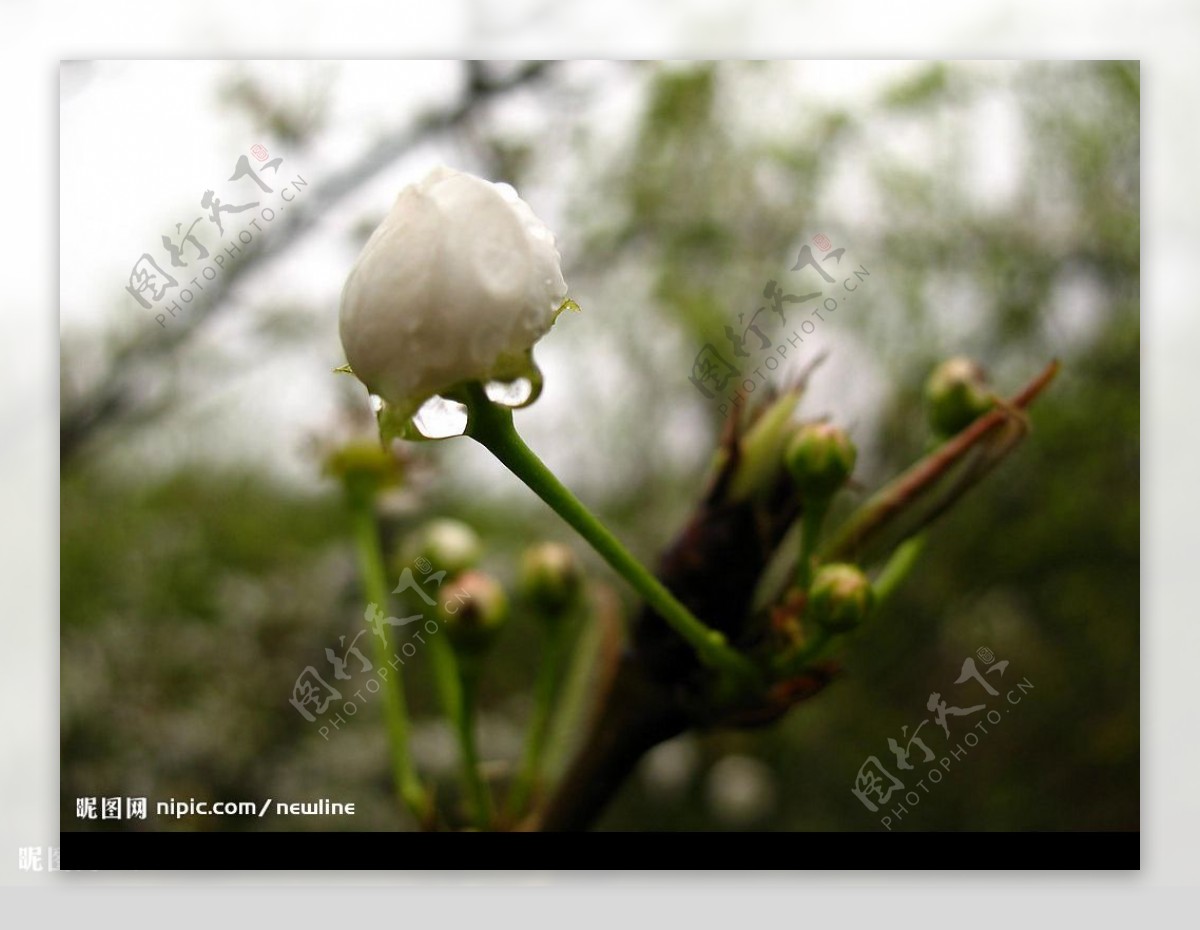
[820, 359, 1060, 564]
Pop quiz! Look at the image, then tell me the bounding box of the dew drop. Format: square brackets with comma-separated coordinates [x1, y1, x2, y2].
[485, 377, 534, 407]
[410, 394, 468, 439]
[369, 394, 384, 413]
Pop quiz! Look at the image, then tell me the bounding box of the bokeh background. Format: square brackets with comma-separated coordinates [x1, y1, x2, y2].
[60, 60, 1139, 832]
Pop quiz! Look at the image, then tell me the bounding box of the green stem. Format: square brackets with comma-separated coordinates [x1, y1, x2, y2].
[454, 657, 493, 830]
[425, 624, 492, 829]
[507, 617, 570, 820]
[349, 502, 428, 821]
[542, 606, 605, 782]
[426, 626, 463, 727]
[871, 534, 927, 607]
[797, 499, 830, 590]
[462, 384, 762, 688]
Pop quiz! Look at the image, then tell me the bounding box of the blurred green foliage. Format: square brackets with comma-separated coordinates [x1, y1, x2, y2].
[62, 61, 1138, 832]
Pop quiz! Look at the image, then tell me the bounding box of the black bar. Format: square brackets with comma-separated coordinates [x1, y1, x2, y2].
[60, 830, 1140, 871]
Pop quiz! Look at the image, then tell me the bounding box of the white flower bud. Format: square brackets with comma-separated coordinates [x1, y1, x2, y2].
[339, 166, 569, 425]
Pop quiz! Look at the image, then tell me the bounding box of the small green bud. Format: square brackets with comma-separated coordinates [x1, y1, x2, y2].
[412, 519, 482, 577]
[925, 357, 994, 436]
[807, 563, 874, 633]
[519, 542, 583, 616]
[437, 570, 508, 655]
[784, 423, 857, 499]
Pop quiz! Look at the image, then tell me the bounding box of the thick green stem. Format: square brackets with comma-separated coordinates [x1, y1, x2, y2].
[507, 618, 570, 820]
[349, 503, 428, 821]
[461, 383, 761, 687]
[454, 658, 493, 830]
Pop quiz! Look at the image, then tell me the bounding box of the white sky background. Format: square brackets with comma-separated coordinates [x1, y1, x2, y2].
[2, 0, 1200, 910]
[58, 59, 464, 333]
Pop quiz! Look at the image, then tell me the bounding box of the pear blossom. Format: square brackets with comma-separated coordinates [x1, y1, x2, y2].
[339, 166, 568, 426]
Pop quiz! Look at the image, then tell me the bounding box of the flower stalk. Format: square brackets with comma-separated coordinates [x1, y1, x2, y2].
[506, 615, 571, 821]
[460, 382, 762, 688]
[452, 654, 493, 830]
[348, 502, 429, 821]
[797, 502, 829, 590]
[436, 569, 508, 829]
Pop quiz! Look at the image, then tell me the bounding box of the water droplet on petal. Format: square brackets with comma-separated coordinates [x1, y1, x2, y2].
[369, 394, 384, 413]
[410, 394, 468, 439]
[485, 377, 535, 407]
